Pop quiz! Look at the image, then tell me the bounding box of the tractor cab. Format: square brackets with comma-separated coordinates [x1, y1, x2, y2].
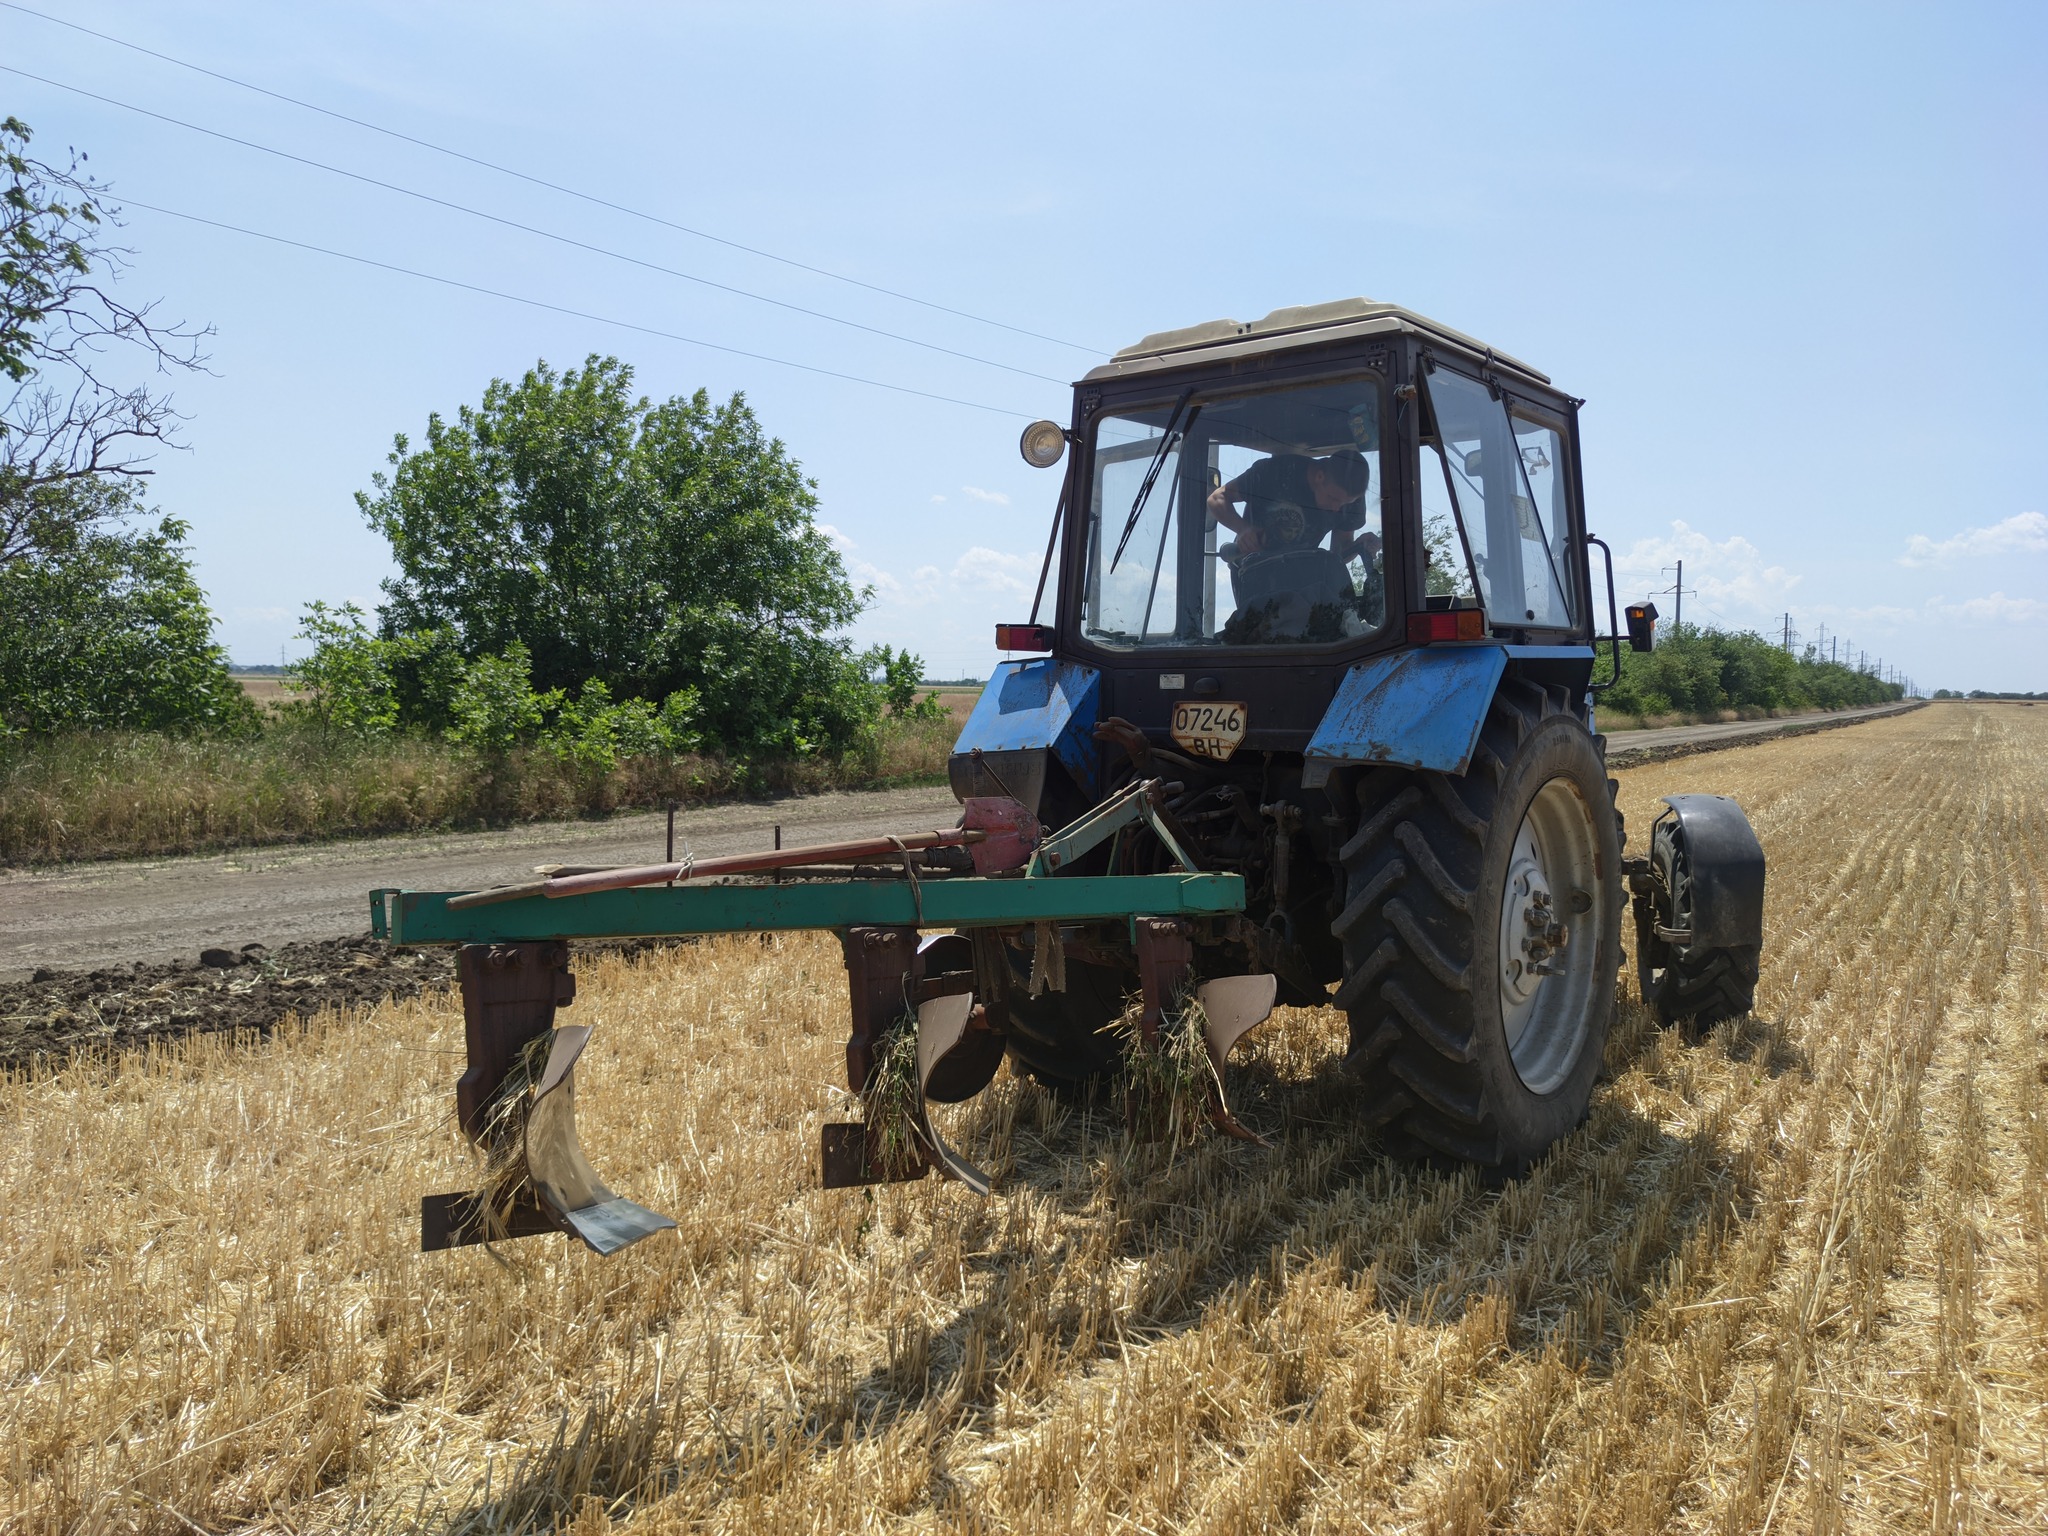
[956, 298, 1602, 825]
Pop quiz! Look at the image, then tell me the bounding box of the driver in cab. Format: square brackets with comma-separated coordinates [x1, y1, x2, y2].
[1206, 449, 1376, 567]
[1206, 449, 1379, 641]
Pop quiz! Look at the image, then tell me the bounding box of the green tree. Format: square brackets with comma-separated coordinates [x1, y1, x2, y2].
[0, 502, 255, 735]
[872, 644, 948, 721]
[358, 356, 875, 757]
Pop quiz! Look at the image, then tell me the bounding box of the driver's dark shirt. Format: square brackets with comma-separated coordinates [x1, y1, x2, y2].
[1234, 454, 1365, 552]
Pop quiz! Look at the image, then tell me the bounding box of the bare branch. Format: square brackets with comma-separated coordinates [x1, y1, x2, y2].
[1, 115, 212, 562]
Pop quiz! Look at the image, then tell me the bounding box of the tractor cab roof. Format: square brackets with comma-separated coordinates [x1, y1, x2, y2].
[1082, 297, 1551, 388]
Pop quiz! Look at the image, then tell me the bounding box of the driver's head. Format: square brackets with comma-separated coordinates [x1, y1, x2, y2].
[1307, 450, 1369, 511]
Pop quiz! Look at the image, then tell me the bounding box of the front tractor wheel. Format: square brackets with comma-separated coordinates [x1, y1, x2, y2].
[1334, 683, 1622, 1170]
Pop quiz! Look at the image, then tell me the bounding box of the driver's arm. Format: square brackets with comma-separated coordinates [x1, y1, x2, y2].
[1332, 528, 1382, 564]
[1206, 478, 1249, 535]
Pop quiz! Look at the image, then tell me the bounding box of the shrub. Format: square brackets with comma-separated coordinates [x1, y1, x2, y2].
[0, 514, 258, 737]
[1605, 624, 1903, 720]
[282, 602, 399, 737]
[446, 643, 553, 753]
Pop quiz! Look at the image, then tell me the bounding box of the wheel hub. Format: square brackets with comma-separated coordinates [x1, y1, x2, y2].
[1495, 777, 1607, 1094]
[1499, 825, 1565, 1026]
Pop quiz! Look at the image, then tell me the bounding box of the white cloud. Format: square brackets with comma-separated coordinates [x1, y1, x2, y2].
[951, 546, 1035, 598]
[961, 486, 1011, 506]
[930, 494, 947, 504]
[853, 547, 1037, 610]
[1811, 591, 2045, 636]
[814, 521, 857, 552]
[1900, 511, 2048, 567]
[1614, 520, 1802, 615]
[1931, 591, 2045, 624]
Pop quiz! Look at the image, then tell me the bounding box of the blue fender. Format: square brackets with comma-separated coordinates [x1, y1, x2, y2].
[1301, 645, 1509, 785]
[949, 659, 1101, 803]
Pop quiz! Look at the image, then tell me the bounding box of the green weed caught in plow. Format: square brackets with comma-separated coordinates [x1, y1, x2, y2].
[864, 1018, 926, 1180]
[1118, 983, 1219, 1154]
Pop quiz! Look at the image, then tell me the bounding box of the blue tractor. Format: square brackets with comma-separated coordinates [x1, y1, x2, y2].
[951, 299, 1765, 1171]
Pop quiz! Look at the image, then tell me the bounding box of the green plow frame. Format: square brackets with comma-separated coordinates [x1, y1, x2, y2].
[376, 850, 1265, 1256]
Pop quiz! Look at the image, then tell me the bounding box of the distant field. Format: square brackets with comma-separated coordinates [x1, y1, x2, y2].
[3, 702, 2041, 1532]
[230, 671, 293, 710]
[929, 685, 982, 725]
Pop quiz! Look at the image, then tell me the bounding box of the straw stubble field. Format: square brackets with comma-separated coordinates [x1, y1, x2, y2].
[2, 702, 2042, 1533]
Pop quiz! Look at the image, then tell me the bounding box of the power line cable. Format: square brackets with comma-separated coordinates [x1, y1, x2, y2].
[0, 63, 1071, 387]
[117, 195, 1037, 419]
[0, 0, 1101, 354]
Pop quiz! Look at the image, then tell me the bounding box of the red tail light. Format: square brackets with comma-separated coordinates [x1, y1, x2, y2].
[995, 623, 1054, 652]
[1406, 608, 1487, 644]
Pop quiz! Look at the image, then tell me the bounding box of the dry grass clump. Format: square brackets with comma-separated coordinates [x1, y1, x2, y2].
[1119, 986, 1218, 1151]
[1, 702, 2042, 1532]
[0, 715, 955, 865]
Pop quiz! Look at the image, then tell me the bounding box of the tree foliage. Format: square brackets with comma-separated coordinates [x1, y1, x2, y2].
[2, 117, 208, 565]
[0, 498, 255, 736]
[1604, 624, 1903, 718]
[283, 601, 708, 771]
[358, 356, 879, 757]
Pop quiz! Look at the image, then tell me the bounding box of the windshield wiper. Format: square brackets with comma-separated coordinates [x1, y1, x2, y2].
[1110, 387, 1198, 572]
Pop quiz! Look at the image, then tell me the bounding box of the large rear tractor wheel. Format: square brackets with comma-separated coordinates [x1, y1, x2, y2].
[1334, 682, 1622, 1169]
[1001, 952, 1131, 1100]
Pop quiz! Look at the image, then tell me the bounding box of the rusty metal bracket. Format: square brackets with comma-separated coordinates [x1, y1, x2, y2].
[453, 942, 573, 1141]
[823, 926, 931, 1188]
[837, 926, 919, 1096]
[822, 928, 1004, 1191]
[1133, 918, 1193, 1047]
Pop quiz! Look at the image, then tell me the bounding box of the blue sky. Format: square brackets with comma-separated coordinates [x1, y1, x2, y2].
[5, 1, 2043, 691]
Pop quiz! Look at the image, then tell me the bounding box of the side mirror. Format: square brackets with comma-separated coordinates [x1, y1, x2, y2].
[1625, 601, 1658, 653]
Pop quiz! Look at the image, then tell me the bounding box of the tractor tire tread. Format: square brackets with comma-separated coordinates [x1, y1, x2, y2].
[1656, 944, 1758, 1029]
[1337, 680, 1614, 1170]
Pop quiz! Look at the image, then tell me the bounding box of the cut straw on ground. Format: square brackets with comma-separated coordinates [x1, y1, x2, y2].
[1, 701, 2042, 1533]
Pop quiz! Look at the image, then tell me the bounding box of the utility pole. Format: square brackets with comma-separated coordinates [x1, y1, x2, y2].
[1658, 560, 1694, 631]
[1780, 612, 1798, 652]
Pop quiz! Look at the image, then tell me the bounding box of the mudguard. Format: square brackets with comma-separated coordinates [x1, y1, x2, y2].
[1658, 794, 1766, 950]
[949, 658, 1101, 808]
[1302, 645, 1507, 785]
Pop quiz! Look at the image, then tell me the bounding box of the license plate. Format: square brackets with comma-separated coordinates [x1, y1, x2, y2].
[1170, 700, 1248, 761]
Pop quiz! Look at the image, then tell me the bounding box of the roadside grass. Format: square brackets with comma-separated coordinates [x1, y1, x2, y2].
[0, 715, 955, 865]
[0, 703, 2039, 1533]
[1600, 702, 1882, 733]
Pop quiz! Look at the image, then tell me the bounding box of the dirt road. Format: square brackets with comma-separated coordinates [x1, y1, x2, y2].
[0, 783, 962, 977]
[1603, 699, 1914, 758]
[0, 703, 1915, 977]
